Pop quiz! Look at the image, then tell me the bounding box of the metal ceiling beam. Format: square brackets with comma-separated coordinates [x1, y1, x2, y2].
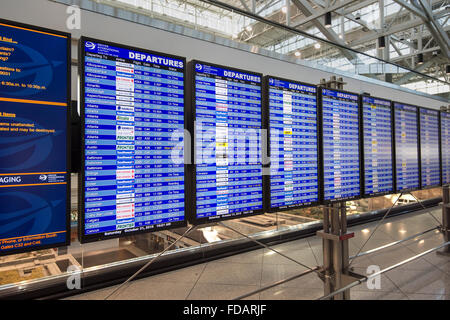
[349, 18, 424, 46]
[292, 0, 359, 27]
[416, 0, 450, 58]
[238, 0, 251, 12]
[395, 57, 439, 84]
[391, 0, 427, 20]
[390, 46, 441, 62]
[290, 0, 358, 62]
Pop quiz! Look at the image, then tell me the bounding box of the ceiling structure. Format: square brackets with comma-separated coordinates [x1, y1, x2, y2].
[97, 0, 449, 98]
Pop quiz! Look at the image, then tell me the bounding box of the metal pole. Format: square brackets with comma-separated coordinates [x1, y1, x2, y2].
[322, 206, 332, 296]
[233, 267, 319, 300]
[331, 203, 343, 300]
[340, 202, 350, 299]
[219, 222, 318, 273]
[285, 0, 290, 27]
[318, 241, 450, 300]
[350, 226, 439, 259]
[442, 185, 450, 253]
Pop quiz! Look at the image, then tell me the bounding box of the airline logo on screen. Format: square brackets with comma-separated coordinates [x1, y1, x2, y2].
[85, 41, 96, 50]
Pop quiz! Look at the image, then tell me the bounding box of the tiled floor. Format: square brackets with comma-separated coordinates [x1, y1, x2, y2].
[66, 208, 450, 300]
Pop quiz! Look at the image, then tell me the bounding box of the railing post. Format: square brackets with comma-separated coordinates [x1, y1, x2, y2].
[440, 185, 450, 254]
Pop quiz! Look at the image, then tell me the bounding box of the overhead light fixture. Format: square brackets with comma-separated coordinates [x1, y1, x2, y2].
[378, 36, 385, 49]
[246, 25, 252, 32]
[325, 12, 332, 28]
[294, 51, 301, 57]
[281, 6, 287, 14]
[417, 53, 424, 65]
[446, 65, 450, 74]
[314, 42, 321, 49]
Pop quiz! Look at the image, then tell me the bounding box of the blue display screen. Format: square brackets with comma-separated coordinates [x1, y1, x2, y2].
[268, 78, 318, 209]
[0, 21, 69, 254]
[394, 103, 419, 191]
[362, 96, 393, 196]
[322, 89, 360, 202]
[442, 112, 450, 185]
[194, 62, 263, 221]
[420, 108, 440, 188]
[82, 39, 186, 240]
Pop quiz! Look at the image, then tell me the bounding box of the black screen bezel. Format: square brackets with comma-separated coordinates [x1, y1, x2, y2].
[392, 101, 421, 193]
[78, 36, 188, 244]
[440, 111, 450, 186]
[0, 18, 71, 256]
[263, 75, 321, 213]
[188, 59, 265, 225]
[359, 94, 395, 198]
[319, 87, 363, 204]
[418, 106, 442, 190]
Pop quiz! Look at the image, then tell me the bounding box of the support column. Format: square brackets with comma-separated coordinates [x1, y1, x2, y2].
[317, 203, 360, 300]
[439, 185, 450, 254]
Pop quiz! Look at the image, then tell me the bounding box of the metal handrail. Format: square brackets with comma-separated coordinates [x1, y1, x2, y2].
[318, 241, 450, 300]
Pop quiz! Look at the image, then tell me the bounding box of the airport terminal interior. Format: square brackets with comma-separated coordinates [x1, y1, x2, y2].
[0, 0, 449, 301]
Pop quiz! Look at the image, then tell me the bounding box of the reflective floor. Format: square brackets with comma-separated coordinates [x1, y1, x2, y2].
[66, 208, 450, 300]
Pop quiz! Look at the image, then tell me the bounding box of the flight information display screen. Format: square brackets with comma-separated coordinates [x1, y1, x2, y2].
[321, 89, 360, 202]
[394, 103, 419, 192]
[419, 108, 440, 188]
[267, 77, 318, 210]
[80, 38, 186, 242]
[0, 20, 70, 255]
[442, 112, 450, 185]
[361, 96, 394, 196]
[193, 61, 263, 223]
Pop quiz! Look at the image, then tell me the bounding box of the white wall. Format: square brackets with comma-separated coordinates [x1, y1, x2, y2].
[0, 0, 446, 109]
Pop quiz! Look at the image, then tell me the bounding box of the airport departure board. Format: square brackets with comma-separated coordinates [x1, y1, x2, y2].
[442, 112, 450, 185]
[80, 38, 186, 242]
[419, 108, 440, 188]
[267, 77, 319, 210]
[0, 20, 70, 255]
[394, 103, 419, 192]
[361, 96, 394, 196]
[193, 61, 263, 223]
[321, 89, 360, 202]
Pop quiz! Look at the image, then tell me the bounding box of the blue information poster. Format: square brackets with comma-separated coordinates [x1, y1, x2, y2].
[442, 112, 450, 185]
[268, 77, 319, 209]
[0, 20, 70, 255]
[80, 38, 186, 242]
[419, 108, 440, 188]
[193, 61, 263, 223]
[362, 96, 394, 196]
[321, 89, 360, 202]
[394, 102, 420, 192]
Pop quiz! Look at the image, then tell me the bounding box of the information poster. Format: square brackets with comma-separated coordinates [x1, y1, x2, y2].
[394, 102, 420, 192]
[441, 112, 450, 185]
[193, 61, 263, 223]
[419, 108, 440, 188]
[267, 77, 319, 209]
[80, 38, 186, 242]
[321, 89, 361, 202]
[361, 96, 394, 196]
[0, 20, 70, 255]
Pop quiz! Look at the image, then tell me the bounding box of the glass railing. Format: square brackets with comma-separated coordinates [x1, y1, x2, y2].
[0, 172, 442, 297]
